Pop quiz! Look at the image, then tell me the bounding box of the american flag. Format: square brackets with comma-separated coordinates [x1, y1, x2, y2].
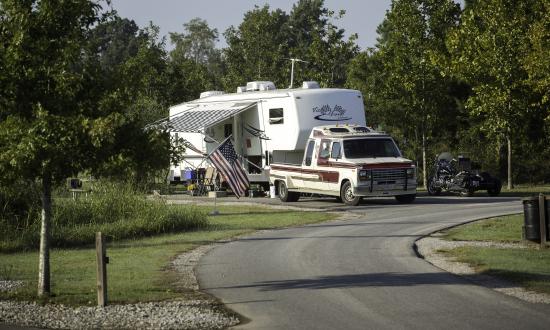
[208, 138, 249, 198]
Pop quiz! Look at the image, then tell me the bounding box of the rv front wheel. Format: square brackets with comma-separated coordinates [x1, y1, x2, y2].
[340, 181, 361, 206]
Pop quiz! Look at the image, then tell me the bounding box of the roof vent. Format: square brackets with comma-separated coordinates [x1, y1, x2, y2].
[199, 91, 224, 98]
[246, 81, 276, 92]
[302, 81, 320, 89]
[237, 86, 246, 93]
[353, 126, 371, 133]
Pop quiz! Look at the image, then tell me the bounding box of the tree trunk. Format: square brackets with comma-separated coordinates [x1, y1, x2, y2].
[422, 132, 427, 188]
[507, 135, 513, 190]
[38, 173, 52, 297]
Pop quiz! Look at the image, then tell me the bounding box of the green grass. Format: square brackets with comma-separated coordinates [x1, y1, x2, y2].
[497, 184, 550, 197]
[0, 182, 208, 252]
[441, 214, 524, 242]
[415, 184, 550, 196]
[440, 213, 550, 294]
[0, 205, 336, 305]
[446, 246, 550, 294]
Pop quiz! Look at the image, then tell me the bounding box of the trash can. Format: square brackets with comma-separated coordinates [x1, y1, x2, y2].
[522, 195, 550, 243]
[523, 196, 541, 242]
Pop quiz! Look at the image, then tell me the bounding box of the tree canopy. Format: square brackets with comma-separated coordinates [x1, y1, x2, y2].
[222, 0, 358, 91]
[446, 0, 547, 188]
[347, 0, 461, 186]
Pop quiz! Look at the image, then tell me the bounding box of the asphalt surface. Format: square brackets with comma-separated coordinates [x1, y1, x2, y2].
[197, 196, 550, 329]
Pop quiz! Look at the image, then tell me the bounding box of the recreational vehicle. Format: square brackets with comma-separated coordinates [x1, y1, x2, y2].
[270, 125, 417, 206]
[167, 81, 367, 187]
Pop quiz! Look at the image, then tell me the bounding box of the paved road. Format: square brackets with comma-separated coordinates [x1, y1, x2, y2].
[197, 196, 550, 329]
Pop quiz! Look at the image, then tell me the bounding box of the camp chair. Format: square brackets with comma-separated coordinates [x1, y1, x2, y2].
[197, 166, 218, 195]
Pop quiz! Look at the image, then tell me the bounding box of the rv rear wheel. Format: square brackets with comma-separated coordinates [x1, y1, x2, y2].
[278, 181, 300, 202]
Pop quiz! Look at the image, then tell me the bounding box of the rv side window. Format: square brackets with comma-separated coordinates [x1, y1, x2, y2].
[319, 139, 331, 160]
[269, 108, 284, 125]
[331, 142, 341, 159]
[304, 140, 315, 166]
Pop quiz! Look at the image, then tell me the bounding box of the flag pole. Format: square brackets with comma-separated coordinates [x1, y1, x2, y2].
[205, 135, 233, 216]
[210, 195, 219, 216]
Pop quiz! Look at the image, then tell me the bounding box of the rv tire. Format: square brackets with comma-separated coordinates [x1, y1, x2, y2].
[278, 181, 300, 202]
[340, 181, 361, 206]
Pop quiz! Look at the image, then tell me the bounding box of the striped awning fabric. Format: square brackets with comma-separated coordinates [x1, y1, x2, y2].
[170, 102, 256, 132]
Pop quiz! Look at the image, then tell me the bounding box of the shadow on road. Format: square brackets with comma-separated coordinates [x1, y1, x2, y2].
[213, 272, 522, 291]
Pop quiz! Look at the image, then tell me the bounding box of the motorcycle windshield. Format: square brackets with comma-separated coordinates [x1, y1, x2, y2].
[343, 138, 401, 158]
[437, 152, 454, 162]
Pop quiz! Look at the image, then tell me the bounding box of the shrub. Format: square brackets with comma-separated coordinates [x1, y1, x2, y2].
[0, 181, 207, 252]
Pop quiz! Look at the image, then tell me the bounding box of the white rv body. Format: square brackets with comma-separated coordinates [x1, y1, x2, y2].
[168, 81, 366, 185]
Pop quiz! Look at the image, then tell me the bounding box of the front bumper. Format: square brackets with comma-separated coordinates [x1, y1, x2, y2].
[354, 181, 417, 197]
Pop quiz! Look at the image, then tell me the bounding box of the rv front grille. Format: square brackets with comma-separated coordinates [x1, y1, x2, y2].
[372, 169, 406, 181]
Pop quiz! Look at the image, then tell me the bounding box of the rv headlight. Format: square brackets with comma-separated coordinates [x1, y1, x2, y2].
[406, 168, 415, 179]
[359, 169, 370, 181]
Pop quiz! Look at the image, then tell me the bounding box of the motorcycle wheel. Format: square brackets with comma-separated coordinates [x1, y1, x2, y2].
[460, 187, 475, 197]
[487, 179, 502, 197]
[427, 178, 441, 196]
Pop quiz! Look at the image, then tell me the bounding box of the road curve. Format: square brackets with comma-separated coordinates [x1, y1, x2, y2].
[197, 196, 550, 329]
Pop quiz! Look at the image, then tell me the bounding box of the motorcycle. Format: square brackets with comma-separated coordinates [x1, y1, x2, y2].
[427, 152, 501, 197]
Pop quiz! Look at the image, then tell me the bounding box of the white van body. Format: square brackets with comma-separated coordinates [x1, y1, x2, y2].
[168, 81, 366, 185]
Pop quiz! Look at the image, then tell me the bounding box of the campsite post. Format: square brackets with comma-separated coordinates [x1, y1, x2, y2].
[96, 232, 108, 306]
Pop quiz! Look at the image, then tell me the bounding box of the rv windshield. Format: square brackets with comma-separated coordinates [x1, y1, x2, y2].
[343, 138, 401, 158]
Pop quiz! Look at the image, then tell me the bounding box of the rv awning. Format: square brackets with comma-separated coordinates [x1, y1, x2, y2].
[170, 102, 256, 133]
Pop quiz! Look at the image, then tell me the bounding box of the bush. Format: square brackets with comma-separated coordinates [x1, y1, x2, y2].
[0, 182, 208, 252]
[0, 182, 42, 251]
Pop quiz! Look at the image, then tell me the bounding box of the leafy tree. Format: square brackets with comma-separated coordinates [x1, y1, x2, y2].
[223, 5, 290, 90]
[287, 0, 327, 57]
[165, 58, 217, 102]
[0, 1, 183, 297]
[169, 17, 219, 65]
[306, 11, 359, 87]
[88, 11, 143, 70]
[89, 19, 180, 183]
[168, 18, 224, 99]
[222, 1, 358, 90]
[446, 0, 542, 188]
[523, 0, 550, 121]
[348, 0, 460, 187]
[288, 1, 359, 87]
[0, 0, 106, 297]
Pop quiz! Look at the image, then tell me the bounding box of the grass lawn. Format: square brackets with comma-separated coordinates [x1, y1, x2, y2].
[417, 184, 550, 197]
[493, 184, 550, 197]
[439, 213, 550, 294]
[447, 246, 550, 294]
[441, 214, 524, 242]
[0, 205, 336, 305]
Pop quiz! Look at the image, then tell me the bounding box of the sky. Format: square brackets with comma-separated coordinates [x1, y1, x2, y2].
[109, 0, 395, 51]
